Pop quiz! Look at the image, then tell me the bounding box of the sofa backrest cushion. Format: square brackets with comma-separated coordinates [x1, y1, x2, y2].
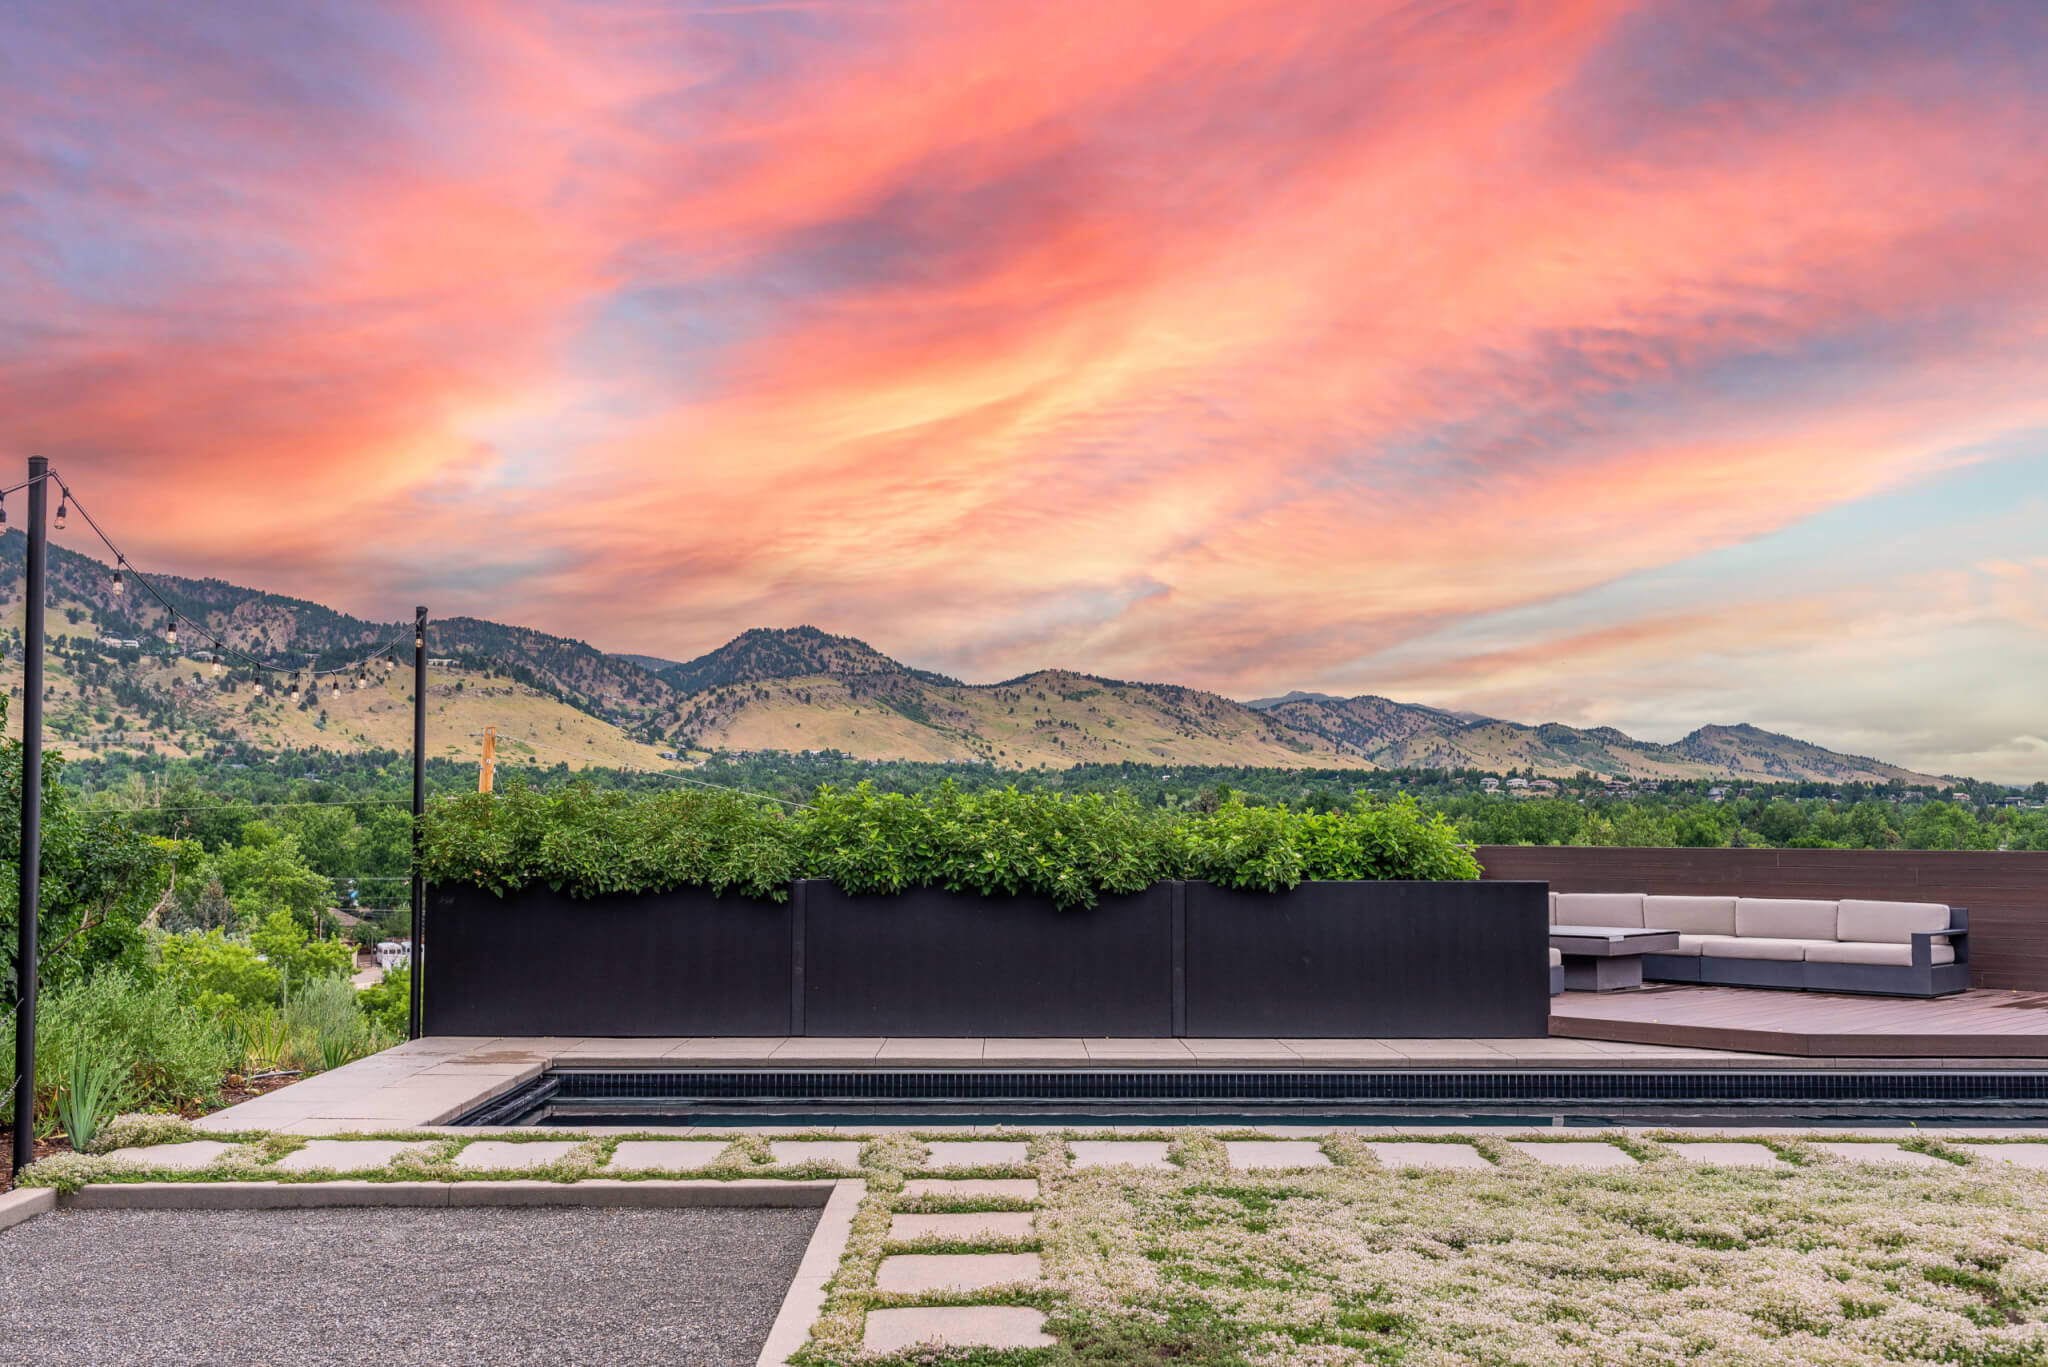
[1554, 892, 1645, 929]
[1549, 891, 1558, 925]
[1735, 898, 1839, 941]
[1835, 899, 1952, 944]
[1643, 895, 1736, 936]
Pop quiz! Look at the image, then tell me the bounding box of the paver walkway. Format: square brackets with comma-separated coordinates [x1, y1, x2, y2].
[1664, 1142, 1783, 1167]
[1507, 1141, 1638, 1169]
[1365, 1141, 1492, 1170]
[1070, 1140, 1173, 1169]
[1809, 1142, 1951, 1168]
[1225, 1140, 1332, 1170]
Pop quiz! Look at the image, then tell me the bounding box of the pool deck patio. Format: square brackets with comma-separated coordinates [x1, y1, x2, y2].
[1553, 985, 2048, 1058]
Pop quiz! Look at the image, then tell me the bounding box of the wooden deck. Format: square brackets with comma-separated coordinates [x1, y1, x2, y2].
[1551, 986, 2048, 1059]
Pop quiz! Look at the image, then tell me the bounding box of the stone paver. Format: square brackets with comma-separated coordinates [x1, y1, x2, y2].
[923, 1140, 1031, 1169]
[1810, 1142, 1950, 1169]
[863, 1307, 1055, 1354]
[1507, 1141, 1638, 1170]
[874, 1252, 1042, 1294]
[769, 1141, 865, 1169]
[1365, 1141, 1493, 1170]
[1069, 1140, 1173, 1170]
[273, 1140, 435, 1173]
[1224, 1141, 1331, 1171]
[1664, 1142, 1783, 1168]
[452, 1141, 582, 1171]
[106, 1141, 238, 1171]
[605, 1141, 727, 1172]
[900, 1178, 1040, 1201]
[889, 1212, 1036, 1242]
[1975, 1144, 2048, 1170]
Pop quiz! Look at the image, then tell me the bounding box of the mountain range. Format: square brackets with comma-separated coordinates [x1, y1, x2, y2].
[0, 532, 1945, 783]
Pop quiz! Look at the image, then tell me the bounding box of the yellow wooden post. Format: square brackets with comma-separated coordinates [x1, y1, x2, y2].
[479, 725, 497, 794]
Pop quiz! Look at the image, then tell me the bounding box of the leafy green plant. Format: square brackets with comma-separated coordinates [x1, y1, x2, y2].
[356, 966, 410, 1039]
[420, 780, 1478, 908]
[234, 1006, 296, 1075]
[157, 928, 282, 1012]
[285, 975, 378, 1072]
[52, 1039, 124, 1150]
[33, 968, 231, 1114]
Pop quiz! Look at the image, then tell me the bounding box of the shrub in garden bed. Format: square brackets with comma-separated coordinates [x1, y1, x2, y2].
[421, 781, 1479, 908]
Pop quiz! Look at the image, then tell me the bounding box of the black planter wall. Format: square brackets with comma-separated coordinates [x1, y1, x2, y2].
[421, 879, 1549, 1039]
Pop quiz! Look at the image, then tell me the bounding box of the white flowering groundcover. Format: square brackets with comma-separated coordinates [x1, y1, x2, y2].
[807, 1131, 2048, 1367]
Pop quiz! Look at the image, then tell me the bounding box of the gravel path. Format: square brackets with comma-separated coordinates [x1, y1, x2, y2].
[0, 1206, 820, 1367]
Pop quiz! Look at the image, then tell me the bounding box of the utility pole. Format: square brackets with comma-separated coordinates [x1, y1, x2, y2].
[478, 726, 496, 794]
[408, 605, 426, 1040]
[12, 458, 47, 1175]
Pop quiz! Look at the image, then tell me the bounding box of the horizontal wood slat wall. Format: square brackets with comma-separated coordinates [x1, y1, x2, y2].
[1477, 847, 2048, 990]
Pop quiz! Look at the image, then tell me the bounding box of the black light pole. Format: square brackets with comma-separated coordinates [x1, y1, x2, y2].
[408, 605, 426, 1039]
[12, 458, 47, 1174]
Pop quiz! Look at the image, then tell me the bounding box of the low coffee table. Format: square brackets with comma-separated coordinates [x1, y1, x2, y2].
[1550, 925, 1680, 992]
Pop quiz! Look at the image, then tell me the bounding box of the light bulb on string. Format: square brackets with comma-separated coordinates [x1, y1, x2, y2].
[54, 497, 67, 531]
[252, 677, 264, 696]
[110, 560, 125, 595]
[167, 622, 177, 647]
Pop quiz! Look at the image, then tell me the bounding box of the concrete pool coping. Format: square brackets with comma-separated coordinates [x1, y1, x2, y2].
[189, 1035, 2048, 1137]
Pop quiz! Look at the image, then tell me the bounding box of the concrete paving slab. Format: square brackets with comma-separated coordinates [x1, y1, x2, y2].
[766, 1038, 885, 1061]
[1810, 1142, 1951, 1169]
[105, 1140, 238, 1171]
[1069, 1140, 1173, 1170]
[1663, 1142, 1783, 1168]
[900, 1178, 1039, 1201]
[605, 1141, 728, 1172]
[759, 1180, 866, 1367]
[1224, 1141, 1331, 1170]
[0, 1186, 56, 1232]
[453, 1140, 582, 1171]
[863, 1306, 1055, 1354]
[874, 1252, 1042, 1294]
[274, 1140, 436, 1173]
[769, 1140, 865, 1168]
[876, 1039, 985, 1061]
[981, 1038, 1090, 1061]
[1082, 1038, 1193, 1060]
[889, 1212, 1036, 1242]
[1364, 1141, 1493, 1170]
[1507, 1141, 1638, 1169]
[1973, 1144, 2048, 1170]
[923, 1140, 1031, 1169]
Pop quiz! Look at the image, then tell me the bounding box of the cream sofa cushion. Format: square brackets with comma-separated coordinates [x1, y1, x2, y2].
[1644, 895, 1736, 937]
[1548, 947, 1563, 967]
[1835, 899, 1951, 944]
[1670, 934, 1729, 956]
[1806, 940, 1955, 967]
[1735, 898, 1839, 941]
[1553, 893, 1645, 929]
[1549, 891, 1558, 925]
[1702, 936, 1813, 961]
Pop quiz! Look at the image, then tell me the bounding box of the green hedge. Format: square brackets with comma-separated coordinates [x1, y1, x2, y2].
[420, 782, 1479, 909]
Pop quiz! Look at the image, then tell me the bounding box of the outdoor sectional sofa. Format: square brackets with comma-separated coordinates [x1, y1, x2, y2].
[1549, 892, 1969, 998]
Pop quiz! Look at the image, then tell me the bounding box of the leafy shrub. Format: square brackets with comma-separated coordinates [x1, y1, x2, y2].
[30, 968, 232, 1115]
[249, 910, 353, 990]
[799, 783, 1174, 907]
[157, 928, 282, 1012]
[421, 784, 799, 900]
[420, 781, 1478, 908]
[357, 967, 410, 1039]
[285, 976, 377, 1072]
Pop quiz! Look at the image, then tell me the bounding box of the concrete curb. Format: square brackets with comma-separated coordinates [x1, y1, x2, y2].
[0, 1185, 57, 1233]
[757, 1179, 867, 1367]
[59, 1179, 838, 1211]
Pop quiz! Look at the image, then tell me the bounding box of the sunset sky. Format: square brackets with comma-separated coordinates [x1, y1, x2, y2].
[4, 1, 2045, 779]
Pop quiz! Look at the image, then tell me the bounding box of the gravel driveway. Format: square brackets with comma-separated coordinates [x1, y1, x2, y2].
[0, 1206, 820, 1366]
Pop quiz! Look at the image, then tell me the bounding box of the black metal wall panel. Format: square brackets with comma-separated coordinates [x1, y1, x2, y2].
[799, 880, 1174, 1036]
[1183, 880, 1550, 1038]
[421, 883, 793, 1036]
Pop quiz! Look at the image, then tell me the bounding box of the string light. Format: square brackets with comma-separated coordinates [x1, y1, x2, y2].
[166, 622, 177, 647]
[54, 495, 67, 531]
[110, 558, 125, 594]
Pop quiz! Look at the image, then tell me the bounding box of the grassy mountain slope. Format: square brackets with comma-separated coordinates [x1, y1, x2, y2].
[0, 534, 1947, 781]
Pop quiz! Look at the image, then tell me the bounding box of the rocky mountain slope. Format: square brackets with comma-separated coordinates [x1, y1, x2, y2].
[0, 533, 1946, 781]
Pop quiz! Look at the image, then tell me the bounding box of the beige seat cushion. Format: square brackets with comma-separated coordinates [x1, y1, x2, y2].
[1835, 900, 1952, 943]
[1806, 941, 1955, 967]
[1548, 947, 1562, 967]
[1735, 898, 1839, 942]
[1549, 891, 1558, 925]
[1554, 893, 1645, 929]
[1702, 936, 1813, 962]
[1644, 895, 1736, 937]
[1670, 934, 1732, 956]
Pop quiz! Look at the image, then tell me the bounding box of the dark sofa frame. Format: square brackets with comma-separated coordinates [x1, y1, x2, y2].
[1640, 907, 1969, 998]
